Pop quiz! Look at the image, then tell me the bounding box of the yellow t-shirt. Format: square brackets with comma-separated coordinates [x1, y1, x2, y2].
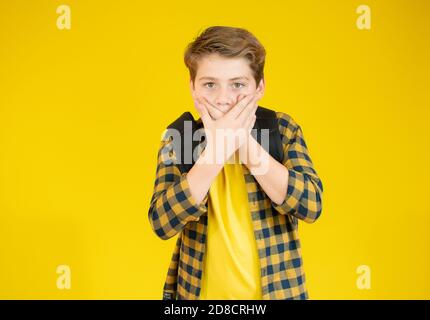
[199, 151, 263, 300]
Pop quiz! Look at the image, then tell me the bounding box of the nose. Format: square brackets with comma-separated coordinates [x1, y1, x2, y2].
[214, 87, 234, 112]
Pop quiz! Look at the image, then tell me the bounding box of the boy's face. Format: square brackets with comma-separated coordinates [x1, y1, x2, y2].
[190, 53, 265, 120]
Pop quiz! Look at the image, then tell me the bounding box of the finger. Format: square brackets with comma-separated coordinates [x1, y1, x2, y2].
[244, 112, 257, 130]
[225, 93, 255, 119]
[196, 96, 221, 120]
[243, 114, 257, 138]
[236, 94, 247, 105]
[242, 98, 259, 126]
[236, 93, 259, 122]
[197, 97, 217, 120]
[194, 97, 212, 125]
[202, 96, 225, 119]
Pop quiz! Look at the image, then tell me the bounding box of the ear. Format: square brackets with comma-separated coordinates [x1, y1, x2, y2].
[189, 78, 195, 98]
[256, 78, 266, 98]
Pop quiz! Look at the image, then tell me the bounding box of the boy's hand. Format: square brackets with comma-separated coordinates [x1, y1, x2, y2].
[193, 93, 259, 164]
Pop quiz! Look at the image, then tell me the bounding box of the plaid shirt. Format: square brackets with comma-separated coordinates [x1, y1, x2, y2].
[148, 110, 323, 300]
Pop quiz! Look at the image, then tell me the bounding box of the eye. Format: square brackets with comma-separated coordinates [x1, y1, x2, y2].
[233, 82, 246, 89]
[203, 82, 216, 89]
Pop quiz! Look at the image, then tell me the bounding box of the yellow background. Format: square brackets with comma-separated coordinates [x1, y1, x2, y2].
[0, 0, 429, 299]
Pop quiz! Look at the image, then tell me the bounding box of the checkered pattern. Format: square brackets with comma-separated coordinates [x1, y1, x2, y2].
[148, 111, 323, 300]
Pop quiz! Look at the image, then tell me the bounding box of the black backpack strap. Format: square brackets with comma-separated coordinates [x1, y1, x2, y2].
[165, 112, 204, 175]
[253, 106, 284, 164]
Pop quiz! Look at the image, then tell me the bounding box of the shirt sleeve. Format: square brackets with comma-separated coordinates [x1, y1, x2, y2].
[148, 137, 209, 240]
[271, 112, 324, 223]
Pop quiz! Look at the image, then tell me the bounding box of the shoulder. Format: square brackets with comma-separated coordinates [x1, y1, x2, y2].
[166, 111, 195, 130]
[273, 110, 301, 140]
[158, 110, 197, 157]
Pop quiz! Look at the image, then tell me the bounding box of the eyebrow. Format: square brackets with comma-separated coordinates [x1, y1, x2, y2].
[198, 76, 249, 81]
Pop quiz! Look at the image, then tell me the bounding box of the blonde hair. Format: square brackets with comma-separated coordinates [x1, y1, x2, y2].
[184, 26, 266, 85]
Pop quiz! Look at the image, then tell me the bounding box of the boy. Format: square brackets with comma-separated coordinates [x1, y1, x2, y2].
[148, 26, 323, 300]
